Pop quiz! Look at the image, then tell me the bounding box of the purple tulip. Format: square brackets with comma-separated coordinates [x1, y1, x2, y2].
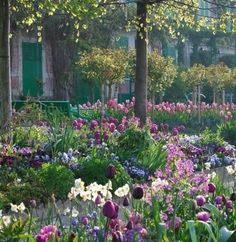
[172, 128, 179, 136]
[104, 131, 109, 141]
[123, 197, 129, 207]
[95, 195, 102, 205]
[208, 183, 216, 193]
[111, 202, 119, 219]
[126, 221, 133, 230]
[105, 165, 116, 179]
[150, 124, 158, 134]
[132, 187, 144, 200]
[196, 195, 206, 206]
[118, 124, 125, 132]
[95, 131, 100, 140]
[90, 120, 98, 129]
[196, 211, 210, 222]
[109, 123, 116, 133]
[225, 200, 233, 209]
[215, 196, 223, 205]
[81, 216, 89, 225]
[103, 201, 116, 219]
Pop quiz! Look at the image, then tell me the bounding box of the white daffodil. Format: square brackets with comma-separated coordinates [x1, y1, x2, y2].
[63, 207, 70, 215]
[10, 203, 18, 213]
[74, 178, 85, 191]
[114, 184, 130, 198]
[68, 187, 81, 200]
[18, 203, 26, 213]
[2, 216, 11, 226]
[80, 190, 92, 201]
[71, 207, 79, 217]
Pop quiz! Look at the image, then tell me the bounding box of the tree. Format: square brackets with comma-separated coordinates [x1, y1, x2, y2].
[181, 64, 206, 105]
[0, 0, 106, 128]
[206, 63, 231, 104]
[78, 48, 128, 104]
[148, 50, 177, 104]
[0, 0, 11, 129]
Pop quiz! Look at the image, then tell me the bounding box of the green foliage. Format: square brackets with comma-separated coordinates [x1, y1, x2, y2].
[181, 64, 206, 89]
[78, 48, 128, 87]
[116, 126, 154, 160]
[137, 141, 167, 173]
[148, 50, 177, 99]
[76, 156, 131, 191]
[0, 217, 32, 241]
[44, 123, 79, 155]
[12, 125, 48, 148]
[217, 121, 236, 145]
[39, 163, 74, 200]
[201, 128, 224, 146]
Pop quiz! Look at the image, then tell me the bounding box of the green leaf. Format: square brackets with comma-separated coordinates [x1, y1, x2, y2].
[156, 223, 166, 242]
[219, 227, 234, 242]
[187, 220, 198, 242]
[197, 221, 217, 242]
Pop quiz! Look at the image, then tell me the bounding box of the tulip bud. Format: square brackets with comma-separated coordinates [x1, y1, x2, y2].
[208, 183, 216, 193]
[215, 196, 223, 205]
[196, 195, 205, 206]
[111, 202, 119, 219]
[225, 200, 233, 209]
[95, 195, 102, 205]
[123, 197, 129, 207]
[132, 187, 144, 200]
[126, 221, 133, 230]
[103, 201, 116, 219]
[105, 165, 116, 179]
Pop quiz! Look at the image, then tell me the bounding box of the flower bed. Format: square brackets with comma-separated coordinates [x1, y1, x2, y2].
[0, 101, 236, 241]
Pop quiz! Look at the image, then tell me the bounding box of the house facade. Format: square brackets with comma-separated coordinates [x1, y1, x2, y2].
[11, 32, 54, 99]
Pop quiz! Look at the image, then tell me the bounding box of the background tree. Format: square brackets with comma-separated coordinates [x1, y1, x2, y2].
[78, 48, 128, 104]
[148, 50, 177, 104]
[181, 64, 206, 105]
[0, 0, 107, 128]
[206, 63, 230, 104]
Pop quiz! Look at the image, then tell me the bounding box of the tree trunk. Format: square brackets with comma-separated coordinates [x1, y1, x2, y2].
[230, 92, 233, 104]
[108, 84, 112, 100]
[213, 87, 216, 104]
[222, 89, 225, 105]
[0, 0, 12, 129]
[51, 41, 69, 100]
[197, 84, 201, 124]
[100, 84, 105, 119]
[192, 87, 197, 105]
[152, 93, 155, 121]
[134, 2, 147, 126]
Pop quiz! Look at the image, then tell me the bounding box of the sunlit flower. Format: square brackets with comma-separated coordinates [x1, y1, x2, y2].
[114, 184, 130, 197]
[72, 207, 79, 217]
[10, 203, 19, 213]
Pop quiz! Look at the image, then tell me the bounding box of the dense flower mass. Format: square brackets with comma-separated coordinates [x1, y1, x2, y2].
[0, 100, 236, 241]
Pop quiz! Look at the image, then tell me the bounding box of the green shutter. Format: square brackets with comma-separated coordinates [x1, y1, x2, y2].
[22, 42, 43, 96]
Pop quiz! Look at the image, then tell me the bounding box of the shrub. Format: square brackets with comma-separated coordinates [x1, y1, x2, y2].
[76, 157, 131, 191]
[39, 163, 74, 200]
[217, 121, 236, 146]
[116, 126, 154, 160]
